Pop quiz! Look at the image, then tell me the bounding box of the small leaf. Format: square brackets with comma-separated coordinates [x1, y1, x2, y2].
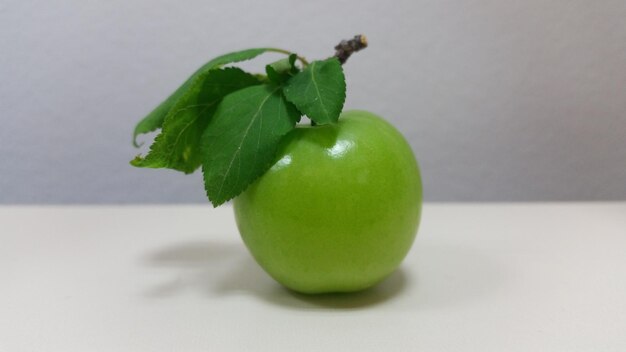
[283, 58, 346, 125]
[131, 68, 260, 173]
[201, 85, 300, 206]
[265, 65, 288, 84]
[133, 48, 269, 146]
[266, 54, 298, 84]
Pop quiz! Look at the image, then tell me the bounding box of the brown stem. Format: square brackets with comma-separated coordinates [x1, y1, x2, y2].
[333, 35, 368, 64]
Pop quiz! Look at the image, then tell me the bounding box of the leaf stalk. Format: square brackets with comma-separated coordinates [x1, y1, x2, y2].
[266, 48, 310, 67]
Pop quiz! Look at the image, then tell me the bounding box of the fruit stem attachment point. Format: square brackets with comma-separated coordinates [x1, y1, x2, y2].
[266, 48, 310, 67]
[334, 35, 368, 64]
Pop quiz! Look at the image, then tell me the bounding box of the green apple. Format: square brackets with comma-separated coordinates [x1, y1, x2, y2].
[233, 110, 422, 294]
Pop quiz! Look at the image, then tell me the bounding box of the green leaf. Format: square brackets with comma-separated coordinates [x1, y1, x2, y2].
[131, 68, 260, 173]
[133, 48, 269, 146]
[201, 85, 301, 206]
[283, 58, 346, 125]
[201, 48, 269, 70]
[265, 54, 298, 83]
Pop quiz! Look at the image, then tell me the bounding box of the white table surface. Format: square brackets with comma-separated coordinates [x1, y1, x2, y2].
[1, 203, 625, 351]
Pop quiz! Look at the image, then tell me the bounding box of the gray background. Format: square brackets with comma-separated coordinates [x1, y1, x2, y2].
[1, 0, 625, 204]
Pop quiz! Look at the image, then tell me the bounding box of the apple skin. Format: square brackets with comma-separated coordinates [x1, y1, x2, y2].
[233, 110, 422, 294]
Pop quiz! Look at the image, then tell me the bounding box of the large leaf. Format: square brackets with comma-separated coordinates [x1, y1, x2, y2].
[131, 68, 260, 173]
[282, 58, 346, 125]
[133, 48, 269, 146]
[201, 85, 301, 206]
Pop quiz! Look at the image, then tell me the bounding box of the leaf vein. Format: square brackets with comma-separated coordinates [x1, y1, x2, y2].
[214, 88, 279, 199]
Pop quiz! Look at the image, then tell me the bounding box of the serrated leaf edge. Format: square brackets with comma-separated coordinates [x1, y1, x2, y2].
[283, 58, 346, 125]
[132, 48, 270, 147]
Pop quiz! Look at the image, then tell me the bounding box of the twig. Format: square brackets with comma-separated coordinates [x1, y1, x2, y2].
[334, 35, 368, 64]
